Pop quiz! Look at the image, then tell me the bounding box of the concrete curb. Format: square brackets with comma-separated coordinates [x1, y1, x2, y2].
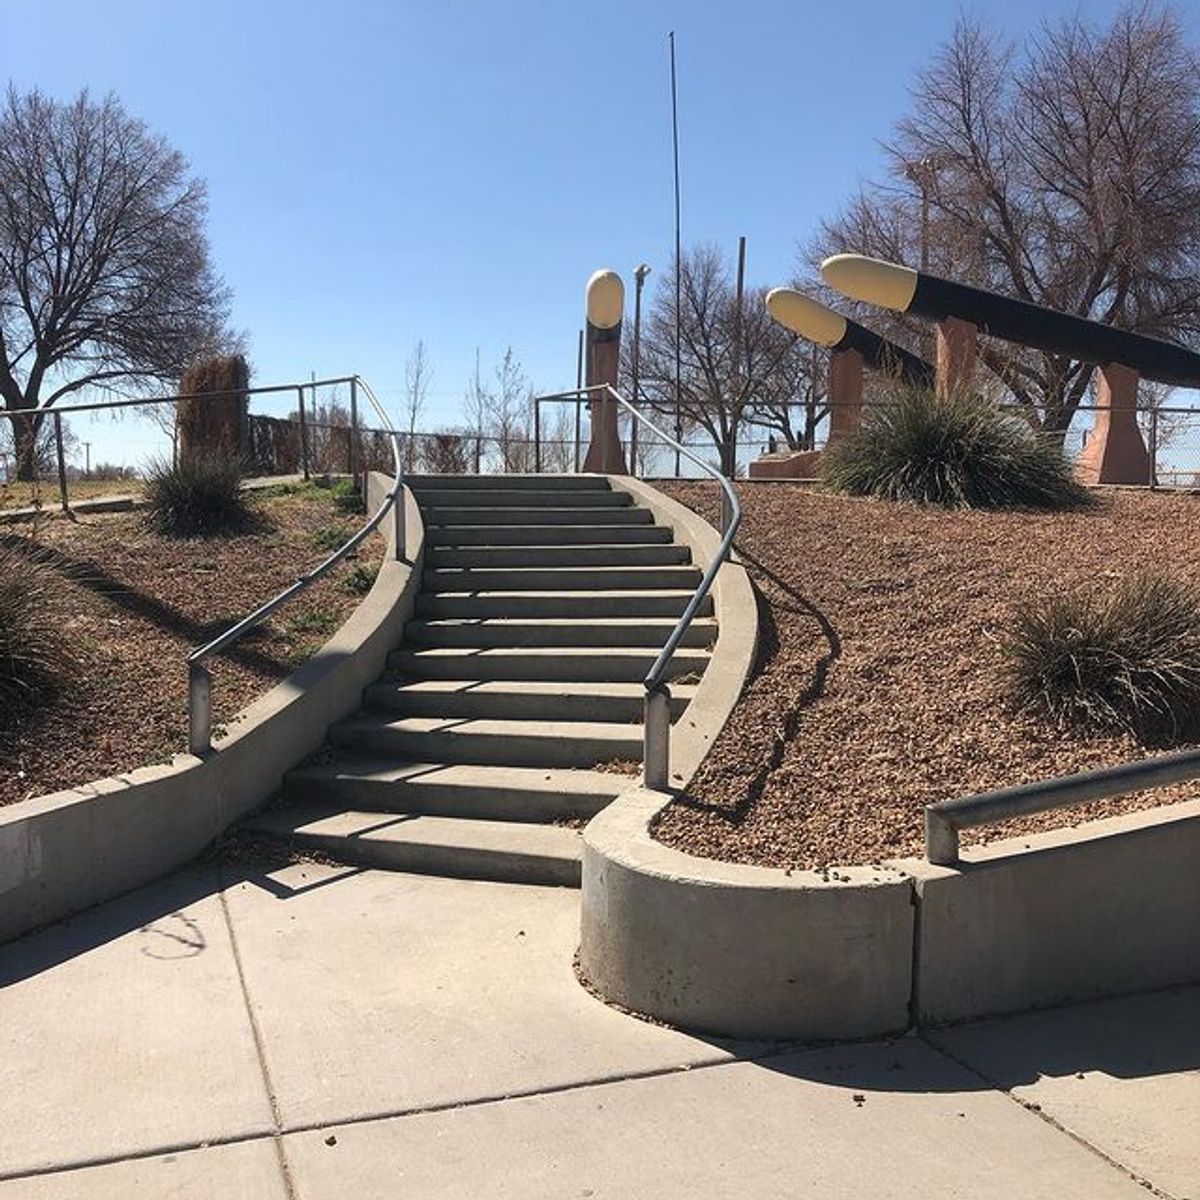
[0, 473, 424, 944]
[579, 481, 917, 1041]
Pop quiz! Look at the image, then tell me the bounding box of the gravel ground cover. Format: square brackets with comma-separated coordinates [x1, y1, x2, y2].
[0, 484, 380, 806]
[653, 481, 1200, 870]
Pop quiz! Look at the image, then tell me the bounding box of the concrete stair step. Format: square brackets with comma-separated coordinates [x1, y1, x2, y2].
[284, 759, 628, 821]
[405, 617, 716, 650]
[424, 565, 702, 591]
[416, 589, 712, 619]
[245, 804, 582, 887]
[415, 489, 631, 508]
[364, 679, 697, 722]
[417, 506, 653, 526]
[388, 645, 711, 683]
[408, 474, 610, 492]
[330, 715, 644, 769]
[425, 543, 690, 568]
[426, 524, 674, 547]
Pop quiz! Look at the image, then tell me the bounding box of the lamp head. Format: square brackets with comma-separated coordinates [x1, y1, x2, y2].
[586, 269, 625, 330]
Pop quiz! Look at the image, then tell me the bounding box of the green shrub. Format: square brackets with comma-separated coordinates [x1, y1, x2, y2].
[342, 563, 376, 595]
[330, 478, 364, 515]
[822, 387, 1090, 510]
[311, 524, 352, 553]
[1002, 573, 1200, 744]
[0, 545, 72, 711]
[144, 453, 251, 536]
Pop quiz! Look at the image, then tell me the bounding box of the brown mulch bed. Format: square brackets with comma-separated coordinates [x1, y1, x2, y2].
[653, 482, 1200, 870]
[0, 485, 380, 806]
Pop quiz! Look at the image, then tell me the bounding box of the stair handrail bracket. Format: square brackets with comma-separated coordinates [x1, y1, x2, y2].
[531, 383, 742, 790]
[186, 375, 403, 756]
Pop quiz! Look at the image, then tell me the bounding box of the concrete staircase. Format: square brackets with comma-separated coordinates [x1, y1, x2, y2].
[245, 474, 714, 887]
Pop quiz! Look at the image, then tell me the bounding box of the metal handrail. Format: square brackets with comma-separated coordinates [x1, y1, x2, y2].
[186, 375, 403, 754]
[532, 383, 742, 789]
[924, 744, 1200, 866]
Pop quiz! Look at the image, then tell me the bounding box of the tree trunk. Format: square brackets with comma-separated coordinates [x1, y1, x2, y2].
[12, 409, 40, 482]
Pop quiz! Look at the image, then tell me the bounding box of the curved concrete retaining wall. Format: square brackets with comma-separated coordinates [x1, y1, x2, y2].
[583, 480, 1200, 1039]
[0, 474, 423, 944]
[582, 788, 915, 1039]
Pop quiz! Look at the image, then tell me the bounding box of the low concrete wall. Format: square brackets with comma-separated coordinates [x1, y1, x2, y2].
[582, 789, 915, 1040]
[581, 480, 913, 1041]
[0, 474, 423, 944]
[892, 799, 1200, 1026]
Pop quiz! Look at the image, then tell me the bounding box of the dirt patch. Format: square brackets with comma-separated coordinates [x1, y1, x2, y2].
[0, 485, 382, 806]
[653, 482, 1200, 870]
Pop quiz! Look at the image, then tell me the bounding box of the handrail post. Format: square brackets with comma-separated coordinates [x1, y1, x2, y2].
[188, 661, 212, 756]
[643, 685, 672, 790]
[720, 483, 733, 542]
[925, 807, 959, 867]
[54, 412, 70, 515]
[393, 488, 405, 560]
[297, 386, 311, 481]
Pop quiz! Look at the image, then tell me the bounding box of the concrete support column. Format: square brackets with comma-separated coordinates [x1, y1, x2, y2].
[826, 347, 864, 446]
[582, 269, 629, 475]
[935, 316, 977, 398]
[1076, 361, 1151, 485]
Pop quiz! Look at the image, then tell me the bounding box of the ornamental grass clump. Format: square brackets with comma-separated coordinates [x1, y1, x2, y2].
[144, 452, 251, 536]
[0, 545, 72, 713]
[822, 386, 1090, 510]
[1003, 573, 1200, 745]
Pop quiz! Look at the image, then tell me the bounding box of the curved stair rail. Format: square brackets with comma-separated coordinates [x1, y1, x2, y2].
[531, 383, 741, 789]
[187, 375, 403, 754]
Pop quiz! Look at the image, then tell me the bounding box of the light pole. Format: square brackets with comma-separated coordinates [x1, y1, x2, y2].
[630, 263, 651, 473]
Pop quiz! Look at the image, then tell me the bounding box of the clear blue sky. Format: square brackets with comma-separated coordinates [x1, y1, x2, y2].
[7, 0, 1195, 467]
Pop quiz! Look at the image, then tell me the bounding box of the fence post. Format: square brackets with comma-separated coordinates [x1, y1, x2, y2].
[1149, 407, 1159, 489]
[297, 386, 311, 481]
[643, 685, 672, 790]
[474, 434, 482, 475]
[534, 399, 542, 474]
[348, 376, 359, 490]
[52, 412, 70, 514]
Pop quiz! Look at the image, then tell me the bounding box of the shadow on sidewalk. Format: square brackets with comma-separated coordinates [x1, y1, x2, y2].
[0, 845, 362, 987]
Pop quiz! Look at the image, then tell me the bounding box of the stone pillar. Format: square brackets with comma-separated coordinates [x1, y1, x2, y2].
[826, 347, 864, 446]
[582, 269, 629, 475]
[1075, 361, 1151, 486]
[935, 316, 977, 398]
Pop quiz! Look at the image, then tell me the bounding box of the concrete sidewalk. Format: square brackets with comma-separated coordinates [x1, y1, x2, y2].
[1, 855, 1195, 1198]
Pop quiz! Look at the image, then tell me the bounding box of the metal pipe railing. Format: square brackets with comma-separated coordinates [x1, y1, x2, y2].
[532, 384, 742, 790]
[924, 744, 1200, 866]
[185, 375, 403, 755]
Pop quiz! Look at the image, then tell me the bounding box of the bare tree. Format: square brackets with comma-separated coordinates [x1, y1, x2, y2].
[637, 244, 815, 475]
[0, 88, 230, 478]
[811, 5, 1200, 436]
[403, 339, 432, 471]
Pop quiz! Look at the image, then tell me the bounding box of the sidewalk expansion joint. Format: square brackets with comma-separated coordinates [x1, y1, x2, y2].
[218, 876, 299, 1200]
[918, 1031, 1179, 1200]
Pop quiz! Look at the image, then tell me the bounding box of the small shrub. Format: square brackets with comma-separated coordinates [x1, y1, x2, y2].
[822, 387, 1090, 510]
[1002, 573, 1200, 744]
[311, 524, 352, 553]
[284, 608, 338, 638]
[331, 478, 365, 515]
[144, 453, 251, 536]
[0, 545, 72, 711]
[342, 563, 376, 595]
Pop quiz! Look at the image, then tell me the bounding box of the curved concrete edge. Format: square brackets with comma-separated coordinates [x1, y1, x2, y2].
[605, 475, 757, 786]
[888, 797, 1200, 1026]
[0, 473, 424, 944]
[582, 479, 915, 1041]
[580, 787, 915, 1040]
